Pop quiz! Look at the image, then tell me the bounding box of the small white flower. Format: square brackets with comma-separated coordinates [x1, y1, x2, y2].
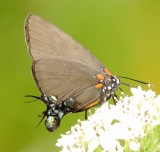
[56, 86, 160, 152]
[129, 141, 140, 151]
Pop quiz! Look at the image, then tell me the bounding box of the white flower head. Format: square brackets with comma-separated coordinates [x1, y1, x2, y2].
[56, 86, 160, 152]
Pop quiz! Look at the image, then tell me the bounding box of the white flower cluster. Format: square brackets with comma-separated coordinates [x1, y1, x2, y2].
[56, 86, 160, 152]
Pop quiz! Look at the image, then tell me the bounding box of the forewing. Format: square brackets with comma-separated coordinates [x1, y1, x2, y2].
[32, 58, 101, 109]
[25, 14, 104, 70]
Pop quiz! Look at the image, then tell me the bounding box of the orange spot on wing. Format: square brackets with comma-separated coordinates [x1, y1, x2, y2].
[104, 68, 112, 76]
[95, 83, 103, 89]
[96, 74, 104, 80]
[83, 99, 99, 109]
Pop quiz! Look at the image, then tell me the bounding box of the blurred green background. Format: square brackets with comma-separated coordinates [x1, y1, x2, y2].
[1, 0, 160, 151]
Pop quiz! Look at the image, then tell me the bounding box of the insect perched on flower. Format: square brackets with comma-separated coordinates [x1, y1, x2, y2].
[25, 14, 148, 132]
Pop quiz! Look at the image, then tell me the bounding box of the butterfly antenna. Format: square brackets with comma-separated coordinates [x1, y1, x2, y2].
[120, 81, 137, 87]
[118, 76, 149, 85]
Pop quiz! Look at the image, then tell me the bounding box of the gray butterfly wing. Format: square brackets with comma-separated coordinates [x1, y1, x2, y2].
[25, 14, 104, 71]
[32, 58, 102, 110]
